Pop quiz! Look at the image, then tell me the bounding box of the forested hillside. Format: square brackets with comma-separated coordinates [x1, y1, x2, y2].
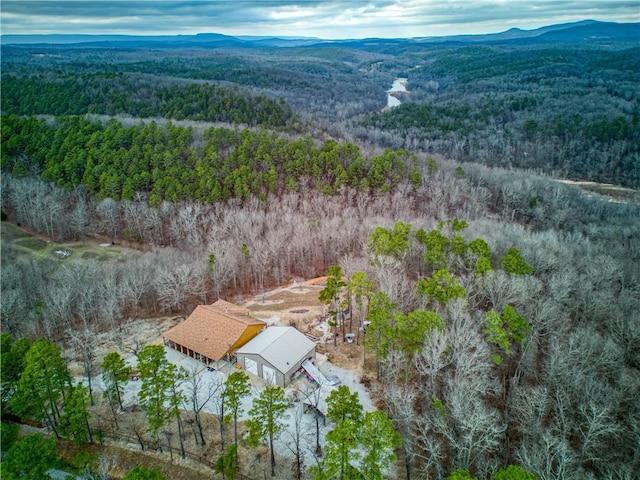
[1, 23, 639, 480]
[1, 74, 294, 128]
[353, 45, 640, 187]
[2, 115, 417, 204]
[3, 34, 638, 187]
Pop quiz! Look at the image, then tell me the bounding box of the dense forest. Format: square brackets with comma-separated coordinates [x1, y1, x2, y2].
[2, 33, 639, 187]
[1, 21, 640, 480]
[354, 45, 640, 187]
[1, 115, 417, 205]
[1, 74, 294, 128]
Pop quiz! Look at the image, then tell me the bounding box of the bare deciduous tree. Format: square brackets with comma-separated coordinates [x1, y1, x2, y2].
[381, 383, 418, 480]
[154, 252, 206, 312]
[68, 329, 99, 405]
[282, 403, 306, 480]
[95, 197, 120, 239]
[183, 364, 223, 445]
[516, 431, 578, 480]
[577, 400, 622, 466]
[206, 242, 237, 301]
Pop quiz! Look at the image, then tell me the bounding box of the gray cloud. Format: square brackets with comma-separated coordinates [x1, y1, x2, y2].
[1, 1, 638, 38]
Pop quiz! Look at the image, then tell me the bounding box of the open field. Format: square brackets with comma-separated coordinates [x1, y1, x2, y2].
[1, 221, 138, 263]
[557, 179, 640, 205]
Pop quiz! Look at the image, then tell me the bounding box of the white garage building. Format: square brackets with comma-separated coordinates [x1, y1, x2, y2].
[236, 326, 316, 388]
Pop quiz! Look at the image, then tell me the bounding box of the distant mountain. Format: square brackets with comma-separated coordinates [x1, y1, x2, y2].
[302, 20, 638, 52]
[378, 20, 638, 45]
[0, 32, 248, 48]
[0, 32, 327, 48]
[235, 35, 323, 47]
[1, 20, 637, 48]
[416, 19, 606, 42]
[534, 21, 640, 42]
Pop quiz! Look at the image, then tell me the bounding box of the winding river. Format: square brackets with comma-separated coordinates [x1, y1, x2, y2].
[386, 77, 408, 109]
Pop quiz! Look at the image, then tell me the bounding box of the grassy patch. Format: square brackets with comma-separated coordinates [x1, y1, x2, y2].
[0, 222, 30, 242]
[81, 250, 115, 261]
[15, 237, 48, 251]
[2, 222, 136, 264]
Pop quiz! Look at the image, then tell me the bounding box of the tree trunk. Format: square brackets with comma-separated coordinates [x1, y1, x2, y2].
[48, 390, 60, 424]
[134, 430, 145, 451]
[177, 414, 186, 459]
[348, 298, 354, 338]
[188, 417, 199, 444]
[115, 380, 124, 410]
[219, 404, 226, 452]
[42, 406, 60, 439]
[84, 407, 94, 444]
[164, 431, 173, 462]
[233, 413, 239, 450]
[270, 433, 276, 477]
[86, 366, 94, 406]
[195, 410, 206, 445]
[403, 444, 412, 480]
[315, 415, 322, 455]
[109, 400, 120, 430]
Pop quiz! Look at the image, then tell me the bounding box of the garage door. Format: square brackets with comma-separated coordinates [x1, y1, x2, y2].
[245, 358, 258, 375]
[262, 365, 276, 384]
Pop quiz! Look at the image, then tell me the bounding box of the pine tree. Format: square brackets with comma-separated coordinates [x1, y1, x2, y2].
[246, 385, 289, 477]
[137, 345, 173, 446]
[14, 338, 71, 437]
[102, 351, 131, 411]
[359, 411, 402, 480]
[224, 371, 251, 453]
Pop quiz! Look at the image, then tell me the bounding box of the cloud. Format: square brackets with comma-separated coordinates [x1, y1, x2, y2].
[1, 0, 638, 38]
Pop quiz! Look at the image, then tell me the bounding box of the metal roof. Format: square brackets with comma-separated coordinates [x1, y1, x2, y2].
[236, 326, 316, 374]
[301, 359, 329, 385]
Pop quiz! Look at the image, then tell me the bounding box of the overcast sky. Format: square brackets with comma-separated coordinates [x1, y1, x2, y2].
[2, 1, 638, 39]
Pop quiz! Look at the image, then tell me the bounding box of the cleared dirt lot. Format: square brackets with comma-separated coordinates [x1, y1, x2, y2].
[242, 278, 328, 338]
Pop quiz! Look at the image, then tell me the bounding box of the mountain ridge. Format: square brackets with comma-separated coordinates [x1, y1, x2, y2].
[2, 20, 637, 48]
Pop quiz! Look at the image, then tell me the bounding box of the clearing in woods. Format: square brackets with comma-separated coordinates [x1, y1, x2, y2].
[78, 276, 365, 375]
[61, 278, 373, 479]
[1, 221, 137, 263]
